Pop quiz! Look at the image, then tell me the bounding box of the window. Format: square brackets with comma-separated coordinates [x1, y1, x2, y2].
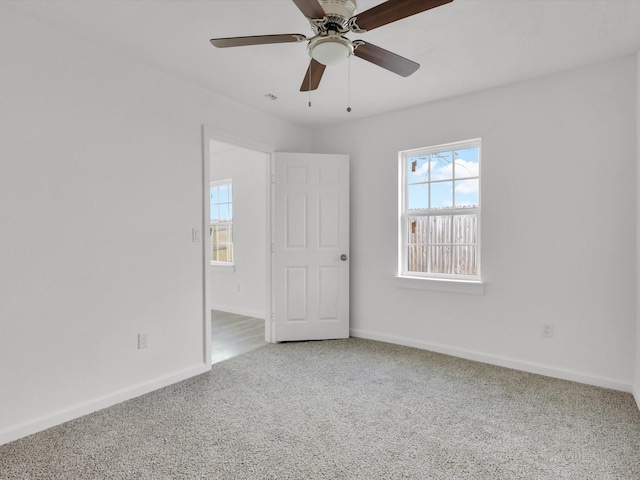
[210, 180, 233, 264]
[399, 139, 480, 280]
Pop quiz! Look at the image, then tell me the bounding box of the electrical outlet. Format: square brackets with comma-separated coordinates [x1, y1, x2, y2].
[542, 323, 554, 338]
[138, 333, 149, 349]
[236, 283, 241, 293]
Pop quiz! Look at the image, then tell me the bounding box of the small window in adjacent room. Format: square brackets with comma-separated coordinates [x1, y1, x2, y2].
[210, 180, 233, 264]
[399, 139, 481, 281]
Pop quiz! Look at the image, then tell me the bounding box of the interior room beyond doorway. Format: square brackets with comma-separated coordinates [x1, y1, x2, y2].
[209, 140, 269, 361]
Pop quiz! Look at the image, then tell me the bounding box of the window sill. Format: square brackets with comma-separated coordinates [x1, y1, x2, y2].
[394, 275, 484, 295]
[210, 263, 235, 273]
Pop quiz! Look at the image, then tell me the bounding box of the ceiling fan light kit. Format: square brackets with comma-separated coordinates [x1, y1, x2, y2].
[308, 34, 353, 66]
[210, 0, 453, 92]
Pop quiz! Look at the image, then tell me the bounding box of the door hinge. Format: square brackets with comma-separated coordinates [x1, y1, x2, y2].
[271, 243, 275, 253]
[271, 174, 275, 184]
[271, 313, 275, 322]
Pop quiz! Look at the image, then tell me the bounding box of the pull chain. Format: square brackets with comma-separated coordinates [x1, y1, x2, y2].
[347, 56, 352, 113]
[308, 63, 312, 107]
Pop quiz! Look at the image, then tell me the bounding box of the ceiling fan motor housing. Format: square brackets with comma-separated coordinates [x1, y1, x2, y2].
[319, 0, 357, 30]
[320, 0, 357, 18]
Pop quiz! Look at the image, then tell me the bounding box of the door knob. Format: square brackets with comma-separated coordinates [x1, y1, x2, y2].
[340, 254, 348, 261]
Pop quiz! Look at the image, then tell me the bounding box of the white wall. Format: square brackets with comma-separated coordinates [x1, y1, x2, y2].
[313, 56, 638, 391]
[209, 146, 268, 319]
[0, 7, 309, 445]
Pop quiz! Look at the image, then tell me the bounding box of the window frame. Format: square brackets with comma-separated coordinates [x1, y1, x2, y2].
[398, 138, 482, 283]
[210, 179, 234, 266]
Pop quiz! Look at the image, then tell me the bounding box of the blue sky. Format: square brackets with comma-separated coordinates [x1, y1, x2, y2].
[407, 147, 479, 210]
[210, 182, 233, 222]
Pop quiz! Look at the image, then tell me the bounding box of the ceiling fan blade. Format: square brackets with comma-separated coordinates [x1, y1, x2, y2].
[351, 0, 453, 32]
[300, 59, 326, 91]
[292, 0, 326, 19]
[210, 34, 306, 48]
[353, 42, 420, 77]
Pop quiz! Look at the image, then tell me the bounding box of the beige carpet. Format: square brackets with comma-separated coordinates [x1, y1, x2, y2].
[1, 338, 639, 479]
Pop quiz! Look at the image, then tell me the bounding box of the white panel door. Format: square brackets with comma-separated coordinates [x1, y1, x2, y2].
[272, 152, 349, 342]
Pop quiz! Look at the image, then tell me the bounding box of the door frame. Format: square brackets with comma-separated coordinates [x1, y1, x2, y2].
[201, 125, 275, 364]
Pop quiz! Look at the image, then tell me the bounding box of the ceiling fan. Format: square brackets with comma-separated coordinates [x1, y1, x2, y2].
[210, 0, 453, 92]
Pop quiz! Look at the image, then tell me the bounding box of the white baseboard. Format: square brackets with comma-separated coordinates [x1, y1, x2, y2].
[350, 328, 633, 393]
[633, 384, 640, 412]
[0, 363, 210, 447]
[211, 304, 266, 320]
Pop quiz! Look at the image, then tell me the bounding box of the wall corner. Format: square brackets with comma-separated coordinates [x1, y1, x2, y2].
[635, 51, 640, 409]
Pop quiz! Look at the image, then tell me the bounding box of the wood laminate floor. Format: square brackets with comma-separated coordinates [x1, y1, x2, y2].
[211, 310, 266, 364]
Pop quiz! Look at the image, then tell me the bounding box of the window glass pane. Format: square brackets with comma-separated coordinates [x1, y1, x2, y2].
[407, 244, 427, 273]
[430, 151, 453, 181]
[407, 156, 429, 184]
[428, 215, 452, 244]
[218, 184, 229, 203]
[454, 246, 477, 275]
[453, 215, 478, 244]
[210, 181, 233, 264]
[219, 245, 229, 262]
[454, 179, 479, 208]
[408, 216, 428, 244]
[430, 181, 453, 209]
[219, 204, 230, 221]
[408, 183, 429, 210]
[429, 245, 452, 274]
[215, 225, 224, 243]
[407, 217, 427, 272]
[453, 148, 479, 179]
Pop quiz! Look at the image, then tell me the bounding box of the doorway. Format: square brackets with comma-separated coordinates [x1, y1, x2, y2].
[202, 126, 274, 364]
[201, 128, 350, 362]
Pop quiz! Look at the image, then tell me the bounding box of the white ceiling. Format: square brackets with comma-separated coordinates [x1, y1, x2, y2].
[7, 0, 640, 129]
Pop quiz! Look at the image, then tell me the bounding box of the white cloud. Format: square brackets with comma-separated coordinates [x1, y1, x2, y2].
[454, 160, 479, 178]
[455, 178, 479, 195]
[410, 158, 479, 183]
[431, 162, 453, 181]
[430, 159, 479, 181]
